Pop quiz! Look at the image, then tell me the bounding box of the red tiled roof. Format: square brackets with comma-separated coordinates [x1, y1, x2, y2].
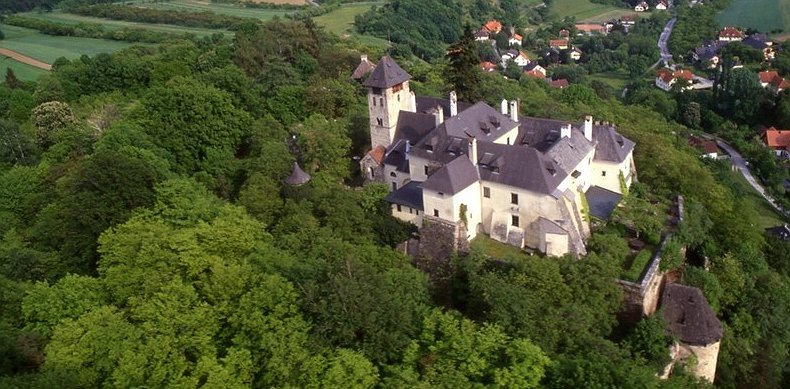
[550, 79, 569, 89]
[511, 33, 523, 41]
[480, 61, 497, 72]
[759, 70, 779, 83]
[656, 68, 693, 83]
[367, 145, 386, 164]
[719, 27, 743, 39]
[656, 68, 674, 83]
[559, 29, 570, 37]
[688, 136, 718, 154]
[575, 23, 605, 32]
[483, 20, 502, 33]
[763, 127, 790, 148]
[673, 69, 693, 81]
[621, 15, 635, 22]
[523, 69, 545, 78]
[549, 39, 569, 48]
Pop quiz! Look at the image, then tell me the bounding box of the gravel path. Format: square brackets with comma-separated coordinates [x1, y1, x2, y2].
[0, 48, 52, 70]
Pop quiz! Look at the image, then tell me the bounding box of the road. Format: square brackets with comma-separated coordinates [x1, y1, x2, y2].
[716, 140, 790, 217]
[657, 17, 676, 65]
[0, 48, 52, 70]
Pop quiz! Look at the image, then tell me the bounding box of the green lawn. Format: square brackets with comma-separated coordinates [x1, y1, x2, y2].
[0, 23, 137, 64]
[716, 0, 789, 35]
[130, 0, 293, 20]
[17, 11, 230, 37]
[588, 70, 630, 91]
[314, 2, 388, 47]
[0, 59, 48, 81]
[732, 173, 787, 230]
[470, 235, 526, 260]
[551, 0, 629, 22]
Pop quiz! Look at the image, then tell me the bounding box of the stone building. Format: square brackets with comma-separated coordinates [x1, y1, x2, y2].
[661, 283, 724, 383]
[360, 56, 636, 256]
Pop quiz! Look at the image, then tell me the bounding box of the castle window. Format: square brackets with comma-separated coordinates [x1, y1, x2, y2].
[397, 94, 400, 101]
[424, 166, 429, 175]
[379, 97, 383, 106]
[392, 182, 397, 191]
[601, 171, 606, 177]
[372, 87, 382, 94]
[483, 186, 490, 198]
[507, 137, 510, 145]
[434, 209, 439, 217]
[392, 83, 403, 93]
[511, 193, 518, 205]
[512, 215, 520, 227]
[416, 210, 420, 215]
[397, 204, 402, 212]
[390, 172, 396, 177]
[373, 98, 376, 106]
[377, 118, 383, 126]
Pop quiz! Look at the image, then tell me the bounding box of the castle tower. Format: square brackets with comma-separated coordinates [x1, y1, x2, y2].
[364, 56, 414, 149]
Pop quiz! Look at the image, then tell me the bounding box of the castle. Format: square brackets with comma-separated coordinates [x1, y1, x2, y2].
[358, 56, 636, 256]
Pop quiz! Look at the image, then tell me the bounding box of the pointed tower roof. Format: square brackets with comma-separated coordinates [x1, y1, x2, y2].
[284, 162, 311, 186]
[363, 56, 411, 89]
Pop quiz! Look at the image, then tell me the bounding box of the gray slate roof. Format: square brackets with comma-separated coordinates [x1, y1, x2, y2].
[545, 130, 595, 173]
[423, 156, 479, 194]
[384, 180, 424, 210]
[363, 56, 411, 89]
[476, 142, 566, 195]
[592, 125, 634, 163]
[441, 101, 519, 140]
[284, 162, 310, 186]
[351, 57, 375, 80]
[585, 185, 622, 220]
[393, 111, 436, 145]
[662, 283, 723, 346]
[516, 117, 569, 151]
[415, 96, 473, 119]
[383, 140, 410, 173]
[539, 217, 568, 235]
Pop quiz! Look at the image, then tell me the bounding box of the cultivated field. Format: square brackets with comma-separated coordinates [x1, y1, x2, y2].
[314, 2, 388, 47]
[130, 0, 293, 20]
[716, 0, 790, 36]
[550, 0, 630, 22]
[0, 23, 137, 64]
[0, 59, 48, 81]
[16, 11, 231, 37]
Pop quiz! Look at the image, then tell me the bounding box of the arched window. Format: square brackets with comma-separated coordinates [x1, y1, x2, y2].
[390, 172, 397, 177]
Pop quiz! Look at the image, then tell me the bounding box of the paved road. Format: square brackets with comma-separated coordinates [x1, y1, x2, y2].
[657, 17, 676, 64]
[716, 140, 790, 217]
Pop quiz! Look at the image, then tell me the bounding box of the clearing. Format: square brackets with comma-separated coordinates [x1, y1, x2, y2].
[129, 0, 294, 20]
[716, 0, 790, 36]
[550, 0, 632, 22]
[314, 2, 388, 47]
[16, 11, 231, 37]
[0, 59, 48, 81]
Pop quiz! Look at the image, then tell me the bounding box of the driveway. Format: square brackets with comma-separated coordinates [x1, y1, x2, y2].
[716, 140, 790, 217]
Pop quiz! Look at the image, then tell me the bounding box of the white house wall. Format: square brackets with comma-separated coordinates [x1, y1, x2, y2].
[383, 163, 411, 190]
[591, 151, 634, 194]
[391, 204, 423, 225]
[423, 182, 482, 239]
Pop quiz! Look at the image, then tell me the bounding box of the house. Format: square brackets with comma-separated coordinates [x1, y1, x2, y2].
[692, 40, 728, 67]
[351, 55, 376, 81]
[474, 29, 490, 42]
[660, 284, 723, 383]
[620, 15, 636, 26]
[500, 49, 520, 67]
[655, 68, 694, 91]
[742, 33, 775, 61]
[483, 19, 502, 34]
[549, 38, 570, 50]
[523, 62, 547, 77]
[761, 126, 790, 157]
[559, 29, 570, 38]
[634, 1, 649, 12]
[718, 27, 743, 42]
[550, 79, 569, 89]
[688, 136, 719, 159]
[361, 56, 636, 257]
[569, 47, 583, 61]
[655, 0, 668, 10]
[480, 61, 497, 73]
[766, 224, 790, 241]
[508, 33, 523, 46]
[575, 23, 607, 36]
[513, 51, 530, 67]
[758, 71, 789, 95]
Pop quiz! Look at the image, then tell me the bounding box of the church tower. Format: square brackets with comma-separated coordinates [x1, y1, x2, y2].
[364, 56, 415, 149]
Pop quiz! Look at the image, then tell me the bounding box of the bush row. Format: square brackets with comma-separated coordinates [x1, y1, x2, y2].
[3, 15, 196, 43]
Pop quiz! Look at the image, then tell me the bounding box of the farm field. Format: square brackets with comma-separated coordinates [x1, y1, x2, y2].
[0, 59, 48, 81]
[16, 11, 230, 37]
[314, 2, 388, 47]
[550, 0, 629, 22]
[130, 0, 293, 20]
[716, 0, 789, 36]
[588, 70, 630, 91]
[0, 23, 137, 64]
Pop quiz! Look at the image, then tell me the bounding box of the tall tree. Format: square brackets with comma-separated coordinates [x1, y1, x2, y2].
[447, 24, 483, 102]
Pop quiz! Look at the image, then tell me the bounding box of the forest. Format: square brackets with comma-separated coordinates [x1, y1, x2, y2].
[0, 1, 790, 387]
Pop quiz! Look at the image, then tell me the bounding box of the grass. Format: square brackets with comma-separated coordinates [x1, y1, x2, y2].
[17, 10, 231, 37]
[0, 23, 137, 64]
[716, 0, 789, 36]
[620, 248, 653, 282]
[314, 2, 388, 48]
[0, 59, 48, 81]
[470, 234, 526, 260]
[588, 70, 630, 91]
[550, 0, 630, 22]
[130, 0, 293, 20]
[732, 173, 787, 230]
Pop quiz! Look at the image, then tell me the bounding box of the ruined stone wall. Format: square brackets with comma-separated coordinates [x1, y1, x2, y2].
[686, 341, 720, 383]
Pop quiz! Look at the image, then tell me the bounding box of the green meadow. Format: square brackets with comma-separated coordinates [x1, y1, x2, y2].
[716, 0, 789, 35]
[0, 23, 137, 64]
[551, 0, 631, 22]
[0, 59, 48, 81]
[130, 0, 293, 20]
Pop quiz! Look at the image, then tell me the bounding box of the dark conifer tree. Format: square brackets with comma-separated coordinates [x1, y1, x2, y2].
[446, 24, 483, 103]
[5, 68, 20, 89]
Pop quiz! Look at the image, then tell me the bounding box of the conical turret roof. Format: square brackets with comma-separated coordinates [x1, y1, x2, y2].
[284, 162, 311, 186]
[363, 56, 411, 88]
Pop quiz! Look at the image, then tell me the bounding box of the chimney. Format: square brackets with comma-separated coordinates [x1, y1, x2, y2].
[561, 123, 572, 139]
[433, 105, 444, 126]
[509, 100, 518, 122]
[450, 91, 458, 117]
[501, 99, 508, 115]
[361, 54, 368, 63]
[410, 91, 417, 113]
[584, 115, 593, 141]
[467, 136, 478, 165]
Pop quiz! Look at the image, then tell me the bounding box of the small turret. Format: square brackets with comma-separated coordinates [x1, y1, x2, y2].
[284, 162, 311, 186]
